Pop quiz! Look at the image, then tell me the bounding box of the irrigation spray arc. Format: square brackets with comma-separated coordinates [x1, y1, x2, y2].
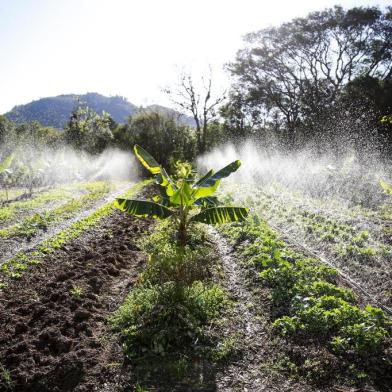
[0, 146, 140, 202]
[197, 140, 392, 311]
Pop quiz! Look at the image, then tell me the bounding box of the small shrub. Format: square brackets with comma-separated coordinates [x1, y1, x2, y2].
[110, 281, 229, 356]
[139, 221, 213, 285]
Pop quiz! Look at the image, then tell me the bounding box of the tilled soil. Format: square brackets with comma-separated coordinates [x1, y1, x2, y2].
[0, 210, 152, 392]
[0, 183, 124, 266]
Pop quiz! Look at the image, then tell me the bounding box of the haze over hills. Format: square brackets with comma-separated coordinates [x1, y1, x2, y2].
[4, 92, 195, 129]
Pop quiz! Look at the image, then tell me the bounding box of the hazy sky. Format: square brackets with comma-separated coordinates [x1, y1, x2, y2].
[0, 0, 390, 113]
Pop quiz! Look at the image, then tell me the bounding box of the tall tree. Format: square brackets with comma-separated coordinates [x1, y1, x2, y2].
[164, 72, 225, 154]
[64, 103, 114, 154]
[228, 5, 392, 142]
[112, 111, 195, 170]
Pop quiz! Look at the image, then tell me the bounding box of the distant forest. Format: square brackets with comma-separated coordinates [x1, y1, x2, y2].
[1, 5, 392, 165]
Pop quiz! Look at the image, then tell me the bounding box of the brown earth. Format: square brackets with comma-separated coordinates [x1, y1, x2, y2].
[0, 210, 152, 392]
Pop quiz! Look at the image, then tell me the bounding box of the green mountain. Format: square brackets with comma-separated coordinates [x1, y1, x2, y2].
[4, 93, 195, 128]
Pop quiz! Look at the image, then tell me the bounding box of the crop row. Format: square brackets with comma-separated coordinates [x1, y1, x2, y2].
[0, 181, 115, 225]
[0, 180, 149, 288]
[0, 181, 113, 240]
[219, 216, 391, 387]
[225, 183, 392, 307]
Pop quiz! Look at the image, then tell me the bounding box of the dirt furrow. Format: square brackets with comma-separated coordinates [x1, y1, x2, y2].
[208, 227, 320, 392]
[0, 210, 152, 392]
[0, 184, 130, 267]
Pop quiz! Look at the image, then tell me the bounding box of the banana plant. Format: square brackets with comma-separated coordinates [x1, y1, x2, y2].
[116, 145, 249, 246]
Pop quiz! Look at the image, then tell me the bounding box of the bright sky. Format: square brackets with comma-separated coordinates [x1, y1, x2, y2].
[0, 0, 390, 114]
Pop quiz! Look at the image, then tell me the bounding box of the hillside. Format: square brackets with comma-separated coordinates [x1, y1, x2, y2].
[5, 93, 137, 128]
[4, 93, 194, 128]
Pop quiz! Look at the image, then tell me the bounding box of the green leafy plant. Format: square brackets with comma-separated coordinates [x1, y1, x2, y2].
[110, 280, 228, 355]
[116, 145, 249, 246]
[70, 285, 83, 298]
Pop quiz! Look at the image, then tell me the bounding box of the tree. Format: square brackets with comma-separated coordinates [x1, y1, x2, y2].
[64, 103, 114, 154]
[164, 72, 225, 154]
[228, 6, 392, 144]
[113, 111, 195, 170]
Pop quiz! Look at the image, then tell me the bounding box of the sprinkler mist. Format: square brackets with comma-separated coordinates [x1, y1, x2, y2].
[197, 139, 392, 310]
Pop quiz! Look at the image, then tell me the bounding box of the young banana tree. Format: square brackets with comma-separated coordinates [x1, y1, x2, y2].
[116, 145, 249, 246]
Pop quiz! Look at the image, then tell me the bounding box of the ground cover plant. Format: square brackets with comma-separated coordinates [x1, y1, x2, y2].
[220, 216, 392, 389]
[223, 181, 392, 308]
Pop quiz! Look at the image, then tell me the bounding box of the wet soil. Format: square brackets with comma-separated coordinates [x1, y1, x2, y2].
[0, 210, 152, 392]
[208, 228, 325, 392]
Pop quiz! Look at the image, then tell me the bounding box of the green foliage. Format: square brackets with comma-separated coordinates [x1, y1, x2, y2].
[113, 111, 195, 169]
[381, 115, 392, 125]
[70, 286, 83, 298]
[64, 103, 114, 154]
[139, 220, 212, 285]
[110, 217, 229, 365]
[223, 6, 392, 151]
[0, 363, 13, 389]
[116, 145, 249, 246]
[110, 280, 228, 356]
[220, 216, 391, 375]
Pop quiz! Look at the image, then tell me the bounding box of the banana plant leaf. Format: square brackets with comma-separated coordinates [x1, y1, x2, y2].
[196, 160, 241, 188]
[134, 145, 177, 191]
[193, 179, 221, 199]
[134, 145, 161, 175]
[116, 198, 173, 219]
[194, 169, 213, 186]
[190, 206, 249, 224]
[195, 196, 219, 208]
[170, 181, 195, 206]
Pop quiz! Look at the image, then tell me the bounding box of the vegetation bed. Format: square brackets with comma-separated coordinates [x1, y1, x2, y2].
[219, 215, 392, 391]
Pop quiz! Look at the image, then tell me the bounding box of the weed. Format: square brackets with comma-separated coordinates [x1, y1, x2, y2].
[135, 384, 149, 392]
[110, 280, 228, 356]
[70, 286, 83, 298]
[211, 333, 240, 362]
[0, 363, 13, 389]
